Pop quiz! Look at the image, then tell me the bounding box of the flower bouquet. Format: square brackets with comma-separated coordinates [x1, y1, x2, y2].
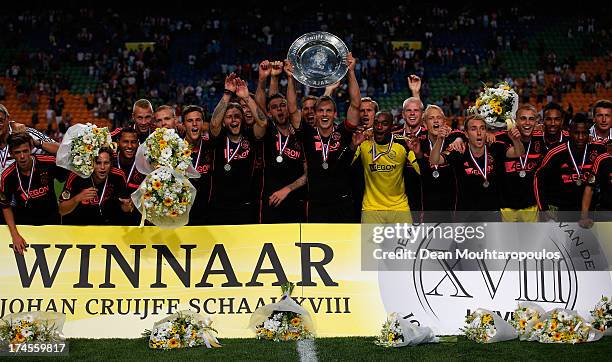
[510, 302, 545, 341]
[248, 282, 314, 341]
[590, 296, 612, 335]
[0, 312, 65, 345]
[535, 308, 602, 344]
[462, 308, 517, 343]
[56, 123, 112, 177]
[375, 312, 439, 347]
[135, 127, 199, 178]
[131, 166, 196, 228]
[144, 310, 220, 350]
[468, 82, 519, 130]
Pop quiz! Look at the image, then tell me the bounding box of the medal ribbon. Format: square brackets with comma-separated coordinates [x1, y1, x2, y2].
[567, 141, 588, 181]
[277, 131, 290, 158]
[226, 136, 242, 164]
[371, 136, 394, 163]
[316, 127, 331, 164]
[518, 139, 532, 172]
[16, 157, 35, 205]
[468, 145, 488, 182]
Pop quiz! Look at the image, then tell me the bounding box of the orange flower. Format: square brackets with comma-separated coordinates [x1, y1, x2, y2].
[183, 149, 191, 157]
[144, 191, 152, 200]
[163, 197, 174, 206]
[168, 338, 179, 348]
[152, 180, 162, 190]
[159, 140, 168, 148]
[168, 210, 179, 217]
[553, 332, 562, 341]
[290, 317, 301, 327]
[14, 333, 26, 343]
[519, 319, 526, 329]
[85, 144, 93, 152]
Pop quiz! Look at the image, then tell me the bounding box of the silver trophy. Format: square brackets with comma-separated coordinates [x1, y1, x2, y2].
[287, 32, 349, 88]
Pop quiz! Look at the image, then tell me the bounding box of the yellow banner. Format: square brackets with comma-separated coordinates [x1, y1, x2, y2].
[391, 41, 422, 50]
[0, 225, 384, 338]
[125, 42, 155, 52]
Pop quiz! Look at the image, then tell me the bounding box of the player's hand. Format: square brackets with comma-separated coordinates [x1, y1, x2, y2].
[224, 73, 238, 93]
[271, 61, 284, 77]
[579, 217, 594, 229]
[119, 198, 134, 213]
[346, 52, 356, 71]
[77, 187, 98, 203]
[508, 127, 521, 142]
[258, 60, 271, 80]
[11, 233, 28, 255]
[283, 59, 294, 78]
[269, 187, 291, 207]
[407, 75, 421, 95]
[235, 78, 250, 99]
[447, 137, 465, 153]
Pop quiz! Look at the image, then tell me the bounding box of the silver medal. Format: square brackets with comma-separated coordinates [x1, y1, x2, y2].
[322, 162, 329, 170]
[483, 181, 490, 188]
[519, 170, 526, 178]
[432, 170, 440, 178]
[575, 179, 582, 186]
[276, 155, 284, 163]
[224, 164, 232, 172]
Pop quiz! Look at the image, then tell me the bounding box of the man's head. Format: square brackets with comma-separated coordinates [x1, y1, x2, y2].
[224, 103, 244, 136]
[402, 97, 424, 129]
[314, 96, 337, 131]
[542, 102, 564, 137]
[593, 99, 612, 133]
[360, 97, 379, 128]
[373, 111, 394, 141]
[154, 105, 177, 129]
[569, 113, 590, 150]
[515, 104, 538, 138]
[117, 128, 139, 160]
[132, 99, 153, 134]
[266, 93, 289, 126]
[7, 133, 33, 171]
[464, 115, 487, 149]
[301, 96, 318, 127]
[183, 105, 205, 143]
[0, 104, 10, 134]
[422, 105, 445, 137]
[93, 147, 113, 183]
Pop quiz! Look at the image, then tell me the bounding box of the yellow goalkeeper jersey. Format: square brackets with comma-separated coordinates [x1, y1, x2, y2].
[354, 135, 420, 211]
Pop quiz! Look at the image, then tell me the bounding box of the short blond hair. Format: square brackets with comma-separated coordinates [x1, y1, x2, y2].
[422, 104, 445, 122]
[132, 99, 153, 113]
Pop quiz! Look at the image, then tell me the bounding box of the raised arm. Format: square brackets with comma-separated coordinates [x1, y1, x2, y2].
[505, 127, 526, 158]
[211, 73, 237, 137]
[430, 125, 451, 165]
[345, 52, 361, 128]
[283, 60, 301, 129]
[268, 61, 283, 96]
[256, 60, 271, 111]
[408, 75, 422, 100]
[236, 78, 267, 139]
[2, 208, 27, 255]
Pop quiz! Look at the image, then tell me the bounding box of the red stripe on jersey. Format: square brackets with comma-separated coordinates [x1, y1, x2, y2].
[539, 143, 567, 168]
[533, 143, 568, 210]
[110, 167, 127, 183]
[592, 153, 612, 174]
[66, 173, 78, 188]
